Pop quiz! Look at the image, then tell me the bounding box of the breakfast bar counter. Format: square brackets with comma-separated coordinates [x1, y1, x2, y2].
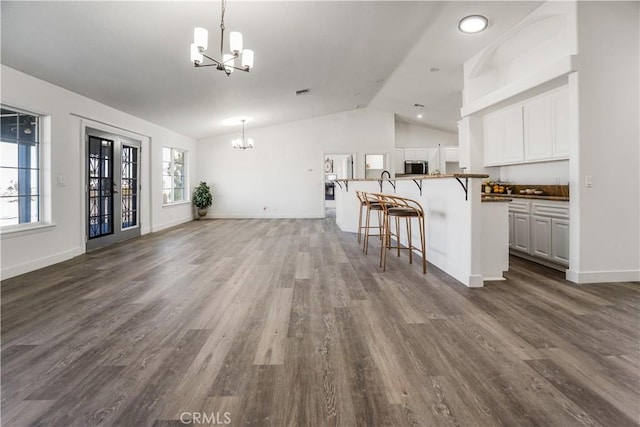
[334, 174, 510, 287]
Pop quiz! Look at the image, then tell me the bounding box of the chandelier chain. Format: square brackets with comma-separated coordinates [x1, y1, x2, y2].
[219, 0, 226, 56]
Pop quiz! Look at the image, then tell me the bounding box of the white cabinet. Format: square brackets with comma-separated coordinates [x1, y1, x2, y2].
[404, 148, 429, 161]
[483, 105, 524, 166]
[551, 218, 570, 265]
[513, 213, 531, 253]
[508, 212, 514, 248]
[524, 95, 554, 161]
[483, 86, 569, 166]
[552, 88, 570, 158]
[394, 149, 405, 174]
[444, 147, 459, 162]
[531, 216, 552, 259]
[508, 199, 570, 267]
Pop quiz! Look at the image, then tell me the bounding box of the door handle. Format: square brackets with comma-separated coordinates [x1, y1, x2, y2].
[113, 182, 119, 194]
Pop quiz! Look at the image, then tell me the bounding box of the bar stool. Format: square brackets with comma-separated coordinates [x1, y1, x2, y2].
[355, 191, 384, 254]
[376, 193, 426, 274]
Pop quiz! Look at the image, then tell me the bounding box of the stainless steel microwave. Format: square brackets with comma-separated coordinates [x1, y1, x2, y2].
[404, 160, 427, 175]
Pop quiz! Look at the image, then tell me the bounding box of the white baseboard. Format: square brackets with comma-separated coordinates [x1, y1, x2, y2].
[566, 269, 640, 284]
[150, 216, 194, 232]
[1, 246, 84, 281]
[211, 213, 325, 219]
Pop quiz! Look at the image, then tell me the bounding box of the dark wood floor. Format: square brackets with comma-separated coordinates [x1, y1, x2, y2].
[2, 218, 639, 426]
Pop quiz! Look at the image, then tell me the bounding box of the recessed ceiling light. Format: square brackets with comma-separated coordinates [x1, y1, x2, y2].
[458, 15, 488, 34]
[417, 114, 423, 119]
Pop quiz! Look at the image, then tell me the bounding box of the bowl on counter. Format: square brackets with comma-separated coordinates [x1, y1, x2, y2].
[525, 189, 535, 194]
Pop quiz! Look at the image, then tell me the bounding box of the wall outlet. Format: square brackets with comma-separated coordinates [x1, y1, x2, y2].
[263, 206, 267, 211]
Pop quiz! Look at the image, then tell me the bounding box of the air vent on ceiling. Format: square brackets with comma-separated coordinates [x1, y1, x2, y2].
[295, 88, 310, 96]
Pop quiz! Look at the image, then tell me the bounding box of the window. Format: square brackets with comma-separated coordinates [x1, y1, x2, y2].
[162, 147, 186, 204]
[1, 106, 41, 227]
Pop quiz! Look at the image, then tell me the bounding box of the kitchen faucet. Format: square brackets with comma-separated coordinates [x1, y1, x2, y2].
[381, 170, 391, 179]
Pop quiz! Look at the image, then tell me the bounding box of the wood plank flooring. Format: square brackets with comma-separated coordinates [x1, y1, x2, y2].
[2, 218, 639, 426]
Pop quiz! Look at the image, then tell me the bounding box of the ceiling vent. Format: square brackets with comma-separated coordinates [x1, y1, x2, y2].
[295, 88, 310, 96]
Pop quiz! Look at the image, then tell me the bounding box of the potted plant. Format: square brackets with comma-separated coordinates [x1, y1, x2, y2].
[192, 181, 212, 220]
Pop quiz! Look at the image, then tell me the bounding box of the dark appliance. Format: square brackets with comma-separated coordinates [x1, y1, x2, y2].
[404, 160, 427, 175]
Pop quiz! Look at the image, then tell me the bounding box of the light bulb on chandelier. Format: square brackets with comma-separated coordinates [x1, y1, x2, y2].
[190, 0, 254, 76]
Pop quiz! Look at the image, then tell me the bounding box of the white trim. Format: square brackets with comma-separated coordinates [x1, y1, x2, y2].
[162, 200, 192, 208]
[0, 222, 56, 239]
[211, 214, 325, 219]
[566, 269, 640, 284]
[0, 246, 83, 280]
[150, 216, 194, 233]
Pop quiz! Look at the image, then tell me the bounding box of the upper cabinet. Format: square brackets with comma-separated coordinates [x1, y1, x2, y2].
[483, 104, 524, 166]
[483, 86, 569, 167]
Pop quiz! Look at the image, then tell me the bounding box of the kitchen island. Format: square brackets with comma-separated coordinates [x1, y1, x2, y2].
[334, 174, 510, 287]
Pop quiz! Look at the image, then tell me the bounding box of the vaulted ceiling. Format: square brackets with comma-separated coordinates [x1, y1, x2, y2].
[1, 1, 542, 139]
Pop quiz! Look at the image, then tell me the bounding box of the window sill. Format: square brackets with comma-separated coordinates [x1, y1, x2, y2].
[162, 201, 192, 208]
[1, 223, 57, 240]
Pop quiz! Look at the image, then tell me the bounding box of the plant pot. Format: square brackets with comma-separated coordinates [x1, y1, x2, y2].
[197, 208, 208, 219]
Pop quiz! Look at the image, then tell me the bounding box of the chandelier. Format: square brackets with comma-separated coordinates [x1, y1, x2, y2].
[232, 120, 254, 149]
[190, 0, 254, 76]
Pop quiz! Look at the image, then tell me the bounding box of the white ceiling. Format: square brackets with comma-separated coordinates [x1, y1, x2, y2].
[1, 1, 542, 139]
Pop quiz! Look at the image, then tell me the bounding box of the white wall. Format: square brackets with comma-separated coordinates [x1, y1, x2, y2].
[395, 121, 457, 148]
[0, 66, 197, 280]
[567, 2, 640, 283]
[197, 108, 395, 218]
[496, 160, 570, 185]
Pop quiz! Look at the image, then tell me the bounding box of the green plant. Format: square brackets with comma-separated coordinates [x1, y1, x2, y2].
[192, 181, 212, 209]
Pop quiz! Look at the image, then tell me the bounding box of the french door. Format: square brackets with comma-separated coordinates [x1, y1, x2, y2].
[85, 127, 141, 251]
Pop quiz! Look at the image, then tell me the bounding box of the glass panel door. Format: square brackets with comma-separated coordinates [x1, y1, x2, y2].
[87, 135, 113, 239]
[86, 128, 141, 252]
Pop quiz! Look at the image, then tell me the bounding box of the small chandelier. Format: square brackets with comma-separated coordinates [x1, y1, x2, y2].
[190, 0, 254, 76]
[232, 120, 254, 149]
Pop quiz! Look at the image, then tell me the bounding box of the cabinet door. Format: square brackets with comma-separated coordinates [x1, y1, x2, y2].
[552, 88, 570, 158]
[483, 112, 503, 166]
[531, 215, 552, 259]
[513, 213, 530, 252]
[524, 95, 553, 161]
[414, 148, 429, 161]
[508, 212, 514, 248]
[503, 106, 525, 163]
[445, 147, 459, 162]
[394, 149, 405, 174]
[551, 218, 570, 265]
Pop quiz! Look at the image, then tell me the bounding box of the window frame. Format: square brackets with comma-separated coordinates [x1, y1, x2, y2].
[0, 104, 44, 231]
[162, 146, 188, 205]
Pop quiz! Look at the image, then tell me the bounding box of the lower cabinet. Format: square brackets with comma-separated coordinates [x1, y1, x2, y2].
[531, 216, 552, 259]
[513, 213, 531, 253]
[508, 199, 569, 267]
[551, 218, 570, 265]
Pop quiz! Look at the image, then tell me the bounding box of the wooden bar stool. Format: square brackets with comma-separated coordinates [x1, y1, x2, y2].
[355, 191, 384, 254]
[376, 193, 426, 274]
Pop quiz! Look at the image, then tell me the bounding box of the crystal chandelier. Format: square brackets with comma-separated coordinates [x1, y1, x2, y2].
[232, 120, 254, 149]
[190, 0, 254, 76]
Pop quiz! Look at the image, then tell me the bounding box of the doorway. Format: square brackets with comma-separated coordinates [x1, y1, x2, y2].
[85, 127, 141, 251]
